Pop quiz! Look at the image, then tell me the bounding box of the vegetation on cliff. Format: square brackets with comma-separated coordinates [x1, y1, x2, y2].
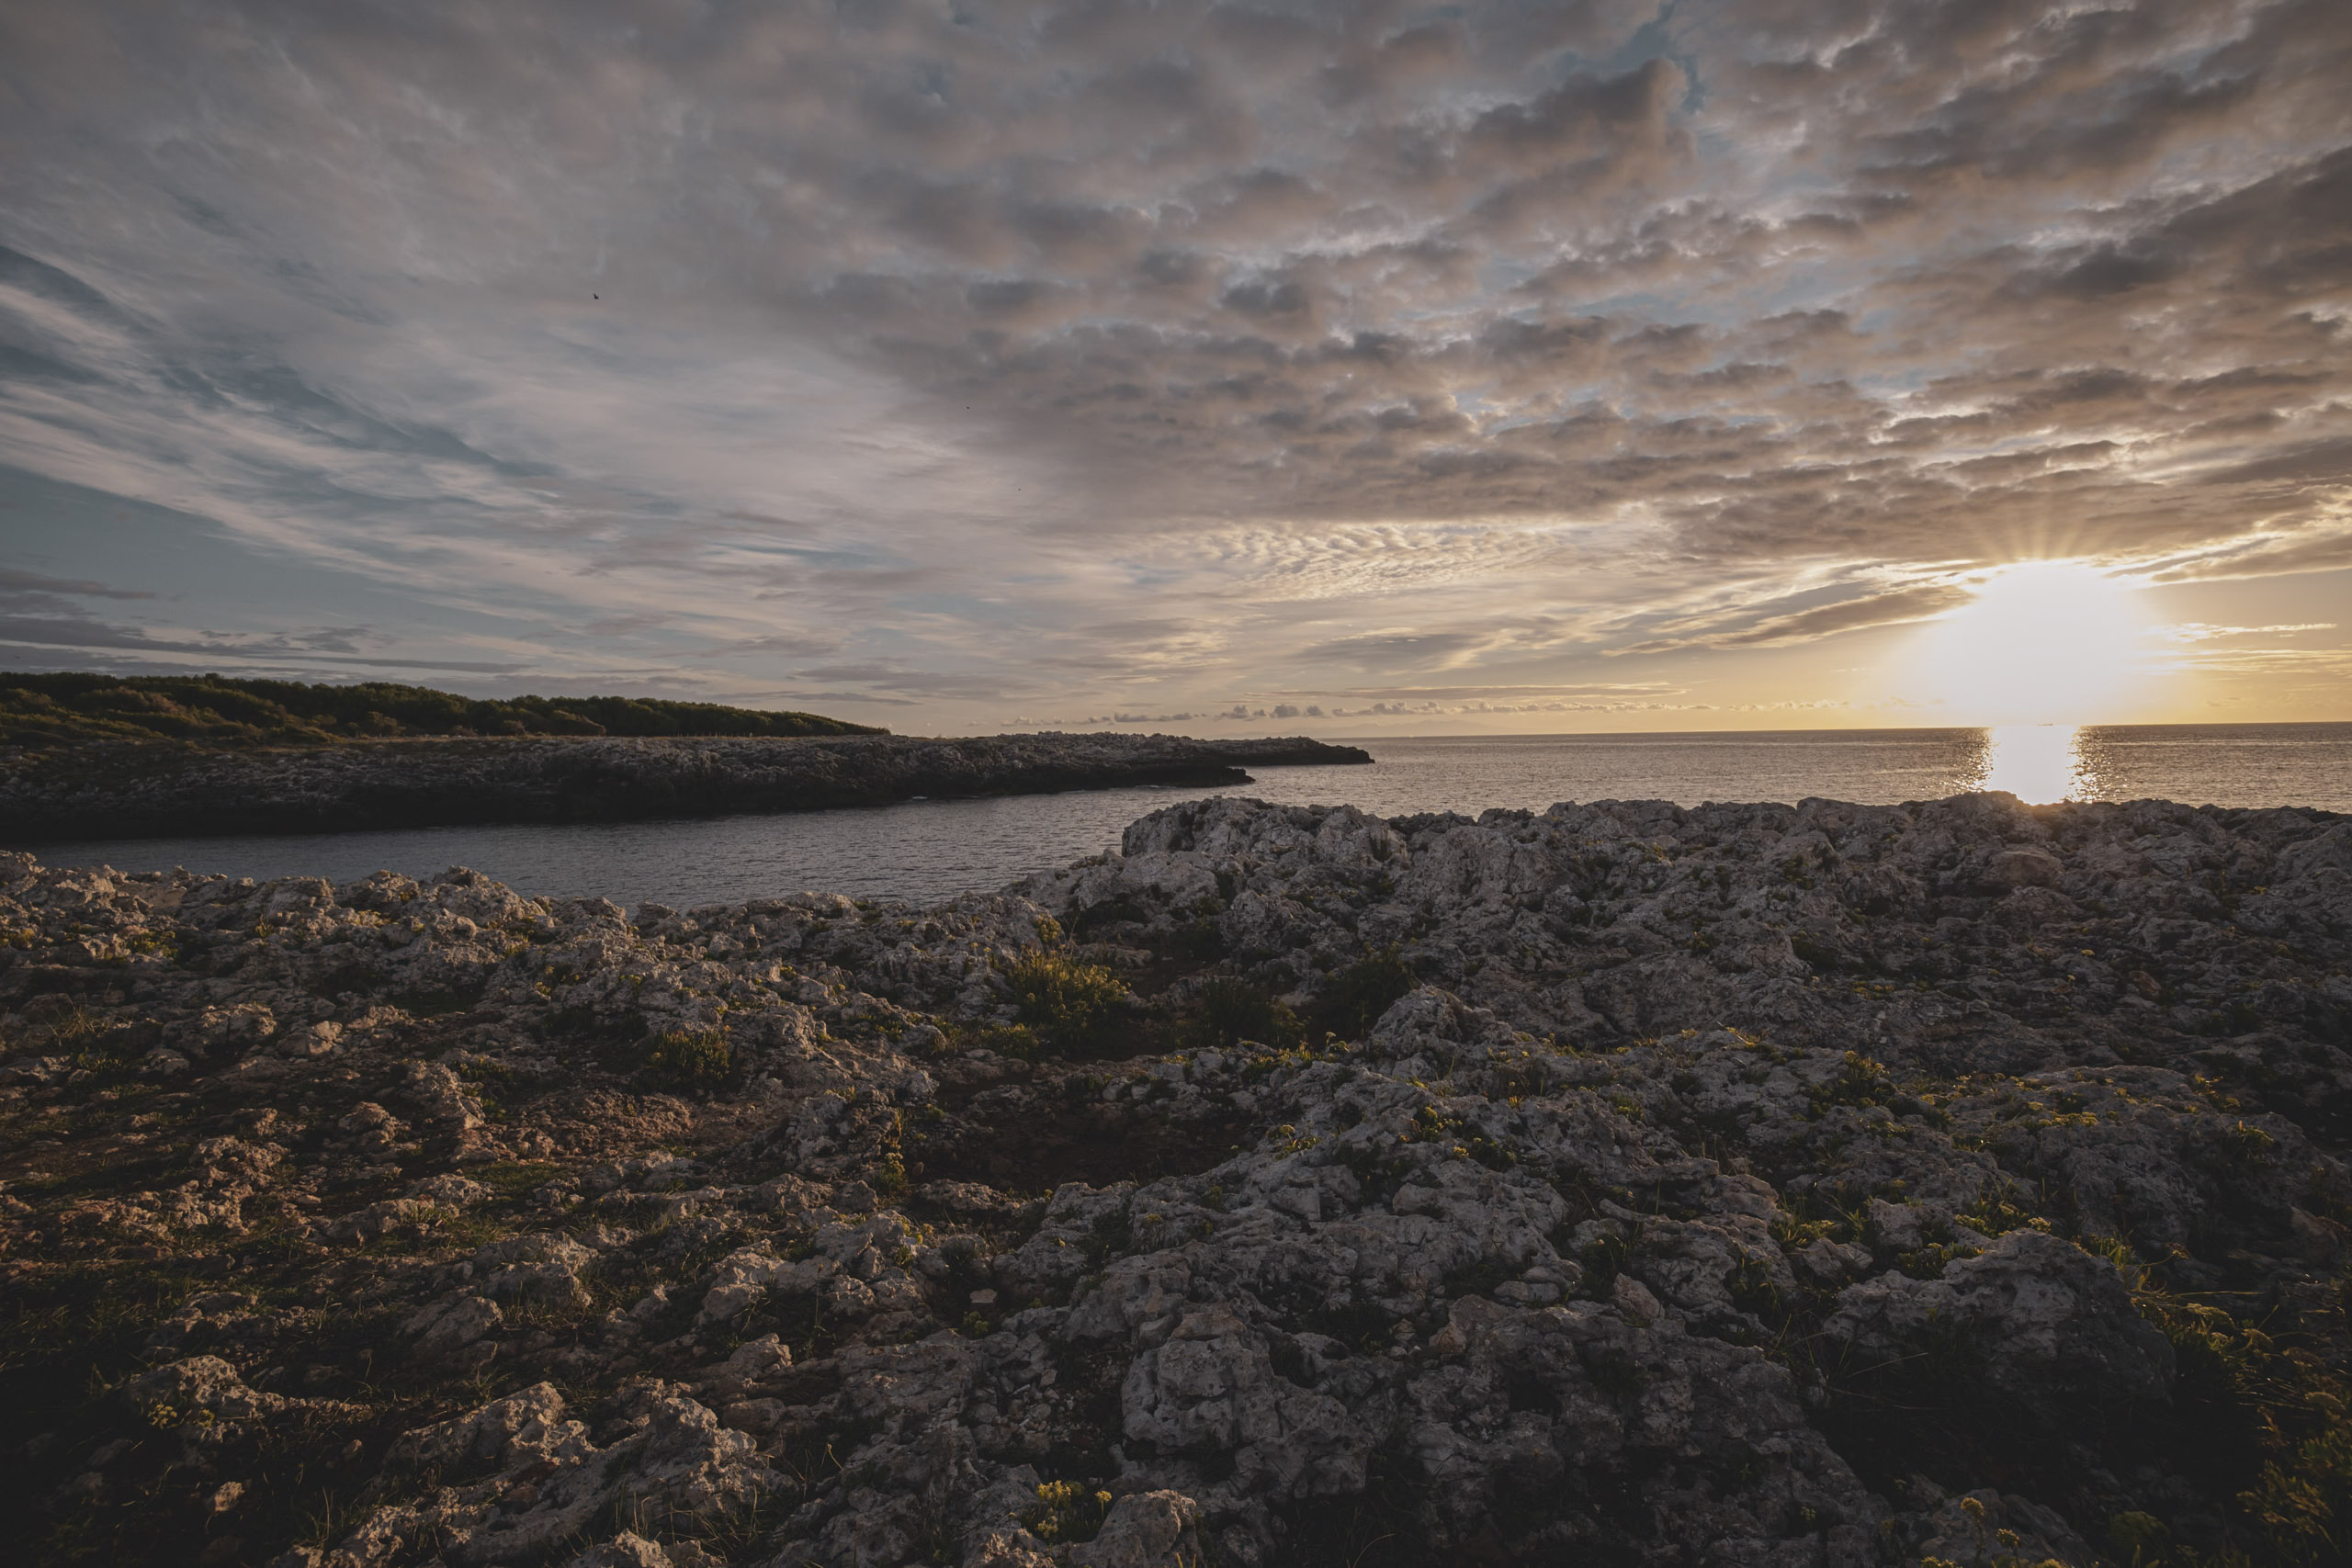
[0, 672, 885, 750]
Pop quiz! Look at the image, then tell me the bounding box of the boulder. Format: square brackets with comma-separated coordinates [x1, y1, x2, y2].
[1826, 1231, 2176, 1422]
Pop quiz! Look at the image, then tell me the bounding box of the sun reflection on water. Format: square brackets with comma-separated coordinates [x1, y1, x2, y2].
[1973, 724, 2099, 803]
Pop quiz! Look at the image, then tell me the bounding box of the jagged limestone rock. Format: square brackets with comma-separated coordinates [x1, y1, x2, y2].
[3, 792, 2348, 1564]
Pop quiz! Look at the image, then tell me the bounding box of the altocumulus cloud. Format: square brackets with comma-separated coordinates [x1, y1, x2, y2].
[0, 0, 2346, 724]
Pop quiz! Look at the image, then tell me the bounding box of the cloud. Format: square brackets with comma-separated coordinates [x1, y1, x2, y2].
[0, 610, 523, 672]
[1343, 682, 1672, 695]
[1615, 583, 1976, 654]
[0, 0, 2345, 722]
[0, 567, 155, 602]
[2160, 621, 2338, 642]
[787, 663, 1017, 701]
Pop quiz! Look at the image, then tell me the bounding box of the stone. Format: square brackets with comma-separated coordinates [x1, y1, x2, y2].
[1987, 848, 2064, 890]
[1867, 1197, 1924, 1251]
[403, 1292, 503, 1356]
[281, 1021, 344, 1058]
[1069, 1491, 1208, 1568]
[123, 1357, 285, 1424]
[719, 1397, 784, 1434]
[1611, 1273, 1664, 1323]
[472, 1233, 596, 1307]
[568, 1533, 671, 1568]
[1826, 1231, 2177, 1423]
[386, 1382, 588, 1472]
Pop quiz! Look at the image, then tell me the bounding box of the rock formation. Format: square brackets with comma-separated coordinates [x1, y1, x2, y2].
[1, 789, 2346, 1566]
[0, 732, 1373, 840]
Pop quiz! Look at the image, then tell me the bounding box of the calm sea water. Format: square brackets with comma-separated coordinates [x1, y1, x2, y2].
[24, 724, 2349, 908]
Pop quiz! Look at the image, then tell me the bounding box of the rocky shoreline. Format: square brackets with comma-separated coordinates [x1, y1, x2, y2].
[3, 790, 2349, 1568]
[0, 732, 1372, 841]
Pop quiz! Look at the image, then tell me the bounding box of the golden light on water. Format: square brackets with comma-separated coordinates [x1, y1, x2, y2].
[1973, 724, 2096, 803]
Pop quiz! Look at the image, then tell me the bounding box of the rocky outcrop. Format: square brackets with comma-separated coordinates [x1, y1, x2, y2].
[1, 788, 2347, 1567]
[0, 731, 1373, 840]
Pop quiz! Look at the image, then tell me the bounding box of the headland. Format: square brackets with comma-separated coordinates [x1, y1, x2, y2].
[0, 732, 1374, 841]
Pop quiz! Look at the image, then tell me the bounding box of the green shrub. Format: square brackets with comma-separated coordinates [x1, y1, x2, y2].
[1807, 1050, 1896, 1118]
[952, 1021, 1043, 1060]
[1024, 1480, 1112, 1544]
[1955, 1179, 2052, 1238]
[1172, 913, 1226, 960]
[645, 1027, 732, 1089]
[1190, 976, 1305, 1050]
[1004, 950, 1128, 1055]
[1314, 947, 1419, 1039]
[2225, 1119, 2278, 1163]
[2241, 1411, 2352, 1568]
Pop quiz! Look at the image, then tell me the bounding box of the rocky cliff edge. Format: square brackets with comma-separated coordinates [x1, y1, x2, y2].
[1, 789, 2347, 1567]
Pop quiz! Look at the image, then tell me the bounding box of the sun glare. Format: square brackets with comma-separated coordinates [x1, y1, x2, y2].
[1901, 561, 2154, 726]
[1975, 724, 2093, 802]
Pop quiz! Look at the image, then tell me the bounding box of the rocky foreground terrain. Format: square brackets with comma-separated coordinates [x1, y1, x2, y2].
[3, 791, 2349, 1568]
[0, 733, 1371, 840]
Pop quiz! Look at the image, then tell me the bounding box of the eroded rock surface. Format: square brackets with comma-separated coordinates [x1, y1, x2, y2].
[2, 789, 2348, 1566]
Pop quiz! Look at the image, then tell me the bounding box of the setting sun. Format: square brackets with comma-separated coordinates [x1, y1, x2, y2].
[1900, 561, 2156, 726]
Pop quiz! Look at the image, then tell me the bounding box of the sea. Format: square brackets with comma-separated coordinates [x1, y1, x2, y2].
[20, 723, 2351, 910]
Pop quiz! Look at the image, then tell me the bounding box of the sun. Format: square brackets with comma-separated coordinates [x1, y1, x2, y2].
[1899, 561, 2155, 726]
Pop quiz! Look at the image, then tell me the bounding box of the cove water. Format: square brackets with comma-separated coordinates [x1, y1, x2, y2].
[26, 723, 2350, 909]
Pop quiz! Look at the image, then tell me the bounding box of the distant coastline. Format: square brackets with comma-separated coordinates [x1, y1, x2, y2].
[0, 670, 886, 747]
[0, 731, 1374, 842]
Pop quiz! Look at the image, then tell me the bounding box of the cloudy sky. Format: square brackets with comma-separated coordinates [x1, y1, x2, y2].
[1, 0, 2346, 735]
